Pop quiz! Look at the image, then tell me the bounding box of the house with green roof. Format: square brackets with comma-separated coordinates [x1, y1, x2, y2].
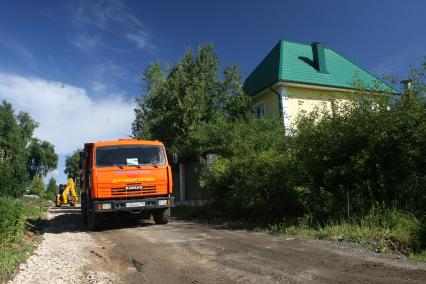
[244, 40, 396, 131]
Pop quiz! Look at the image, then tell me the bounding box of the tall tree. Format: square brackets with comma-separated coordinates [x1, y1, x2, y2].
[0, 102, 29, 196]
[408, 56, 426, 98]
[27, 139, 58, 179]
[46, 177, 58, 201]
[64, 149, 82, 182]
[132, 44, 251, 160]
[0, 101, 58, 197]
[30, 175, 46, 198]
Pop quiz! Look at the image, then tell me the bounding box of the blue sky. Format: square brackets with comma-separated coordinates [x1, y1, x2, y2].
[0, 0, 425, 183]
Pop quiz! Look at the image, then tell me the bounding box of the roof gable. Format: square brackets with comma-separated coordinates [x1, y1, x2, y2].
[244, 40, 397, 96]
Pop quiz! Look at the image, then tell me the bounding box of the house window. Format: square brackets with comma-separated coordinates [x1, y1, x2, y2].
[254, 103, 265, 119]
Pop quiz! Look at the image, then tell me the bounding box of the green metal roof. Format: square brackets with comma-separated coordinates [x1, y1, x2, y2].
[244, 40, 397, 96]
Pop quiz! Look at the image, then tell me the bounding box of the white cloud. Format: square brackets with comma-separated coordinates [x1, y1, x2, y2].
[0, 40, 37, 69]
[0, 73, 135, 155]
[126, 32, 150, 50]
[73, 32, 103, 52]
[91, 81, 108, 93]
[71, 0, 153, 52]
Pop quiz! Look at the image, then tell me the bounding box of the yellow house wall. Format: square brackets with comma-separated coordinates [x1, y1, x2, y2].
[252, 84, 388, 126]
[286, 86, 357, 125]
[252, 89, 280, 118]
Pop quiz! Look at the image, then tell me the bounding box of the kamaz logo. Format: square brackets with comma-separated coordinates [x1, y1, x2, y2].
[125, 185, 143, 190]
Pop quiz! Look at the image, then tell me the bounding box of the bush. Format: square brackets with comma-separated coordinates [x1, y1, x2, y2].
[0, 197, 24, 245]
[0, 197, 45, 279]
[197, 118, 303, 222]
[291, 97, 426, 221]
[200, 96, 426, 225]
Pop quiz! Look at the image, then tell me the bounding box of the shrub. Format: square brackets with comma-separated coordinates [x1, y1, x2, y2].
[0, 197, 24, 245]
[199, 96, 426, 225]
[291, 96, 426, 221]
[197, 119, 304, 222]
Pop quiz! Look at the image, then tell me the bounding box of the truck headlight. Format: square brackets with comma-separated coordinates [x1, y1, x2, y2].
[158, 200, 167, 206]
[101, 203, 112, 210]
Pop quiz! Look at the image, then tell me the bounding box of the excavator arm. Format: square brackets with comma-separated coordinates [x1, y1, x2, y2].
[58, 178, 79, 207]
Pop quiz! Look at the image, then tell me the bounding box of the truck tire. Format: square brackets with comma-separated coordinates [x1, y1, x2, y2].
[153, 208, 170, 225]
[81, 196, 88, 225]
[140, 211, 151, 220]
[87, 210, 100, 231]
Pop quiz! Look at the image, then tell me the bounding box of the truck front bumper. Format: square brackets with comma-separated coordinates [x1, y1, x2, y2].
[92, 196, 174, 212]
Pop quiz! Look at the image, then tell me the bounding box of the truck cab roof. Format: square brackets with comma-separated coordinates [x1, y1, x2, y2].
[85, 139, 164, 148]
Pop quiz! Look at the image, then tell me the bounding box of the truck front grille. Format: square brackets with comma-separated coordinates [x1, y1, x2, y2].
[111, 185, 156, 196]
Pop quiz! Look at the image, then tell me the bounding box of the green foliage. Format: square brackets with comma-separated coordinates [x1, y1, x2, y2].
[269, 207, 422, 255]
[0, 101, 58, 197]
[0, 197, 46, 279]
[291, 96, 426, 220]
[198, 118, 301, 222]
[0, 102, 28, 197]
[132, 44, 251, 160]
[64, 149, 82, 181]
[46, 177, 57, 201]
[27, 139, 58, 179]
[409, 56, 426, 97]
[202, 96, 426, 224]
[0, 197, 24, 244]
[29, 176, 46, 198]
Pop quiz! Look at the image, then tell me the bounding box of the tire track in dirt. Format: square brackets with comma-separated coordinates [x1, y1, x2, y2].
[8, 208, 426, 284]
[91, 219, 426, 283]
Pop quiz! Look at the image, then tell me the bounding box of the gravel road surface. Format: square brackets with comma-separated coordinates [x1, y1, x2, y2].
[9, 207, 426, 283]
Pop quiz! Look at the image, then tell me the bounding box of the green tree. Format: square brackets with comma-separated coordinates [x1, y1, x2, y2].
[0, 101, 58, 197]
[64, 149, 82, 181]
[46, 177, 57, 201]
[30, 175, 46, 198]
[408, 56, 426, 97]
[27, 139, 58, 180]
[132, 44, 251, 160]
[0, 102, 29, 197]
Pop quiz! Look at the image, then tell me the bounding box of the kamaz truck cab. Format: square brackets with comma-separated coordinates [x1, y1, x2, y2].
[79, 138, 174, 230]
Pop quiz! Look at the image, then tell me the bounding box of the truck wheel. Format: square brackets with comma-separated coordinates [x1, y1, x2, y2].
[87, 210, 100, 231]
[141, 211, 151, 220]
[153, 208, 170, 225]
[81, 197, 88, 225]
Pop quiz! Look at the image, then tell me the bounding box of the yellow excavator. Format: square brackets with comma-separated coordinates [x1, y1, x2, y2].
[55, 178, 78, 207]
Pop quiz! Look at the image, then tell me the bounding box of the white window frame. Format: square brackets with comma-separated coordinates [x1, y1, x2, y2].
[253, 102, 265, 119]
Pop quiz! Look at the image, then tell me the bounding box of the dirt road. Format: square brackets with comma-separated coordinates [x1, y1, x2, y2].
[10, 207, 426, 283]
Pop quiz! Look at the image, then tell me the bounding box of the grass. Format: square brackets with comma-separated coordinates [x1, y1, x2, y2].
[409, 251, 426, 261]
[0, 197, 47, 281]
[269, 208, 425, 260]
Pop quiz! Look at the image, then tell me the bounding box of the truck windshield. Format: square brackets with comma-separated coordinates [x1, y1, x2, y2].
[95, 145, 166, 167]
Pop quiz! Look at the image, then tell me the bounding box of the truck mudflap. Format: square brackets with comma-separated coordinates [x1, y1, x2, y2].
[92, 196, 174, 212]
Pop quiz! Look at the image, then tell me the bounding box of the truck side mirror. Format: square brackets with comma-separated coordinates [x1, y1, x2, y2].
[172, 153, 178, 164]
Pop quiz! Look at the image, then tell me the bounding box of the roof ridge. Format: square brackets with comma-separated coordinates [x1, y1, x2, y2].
[278, 40, 283, 80]
[327, 47, 398, 93]
[280, 39, 313, 46]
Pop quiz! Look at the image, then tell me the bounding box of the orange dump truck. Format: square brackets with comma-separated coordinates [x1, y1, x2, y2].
[79, 138, 174, 230]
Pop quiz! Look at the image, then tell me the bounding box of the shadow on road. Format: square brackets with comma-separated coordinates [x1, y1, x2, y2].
[46, 207, 155, 234]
